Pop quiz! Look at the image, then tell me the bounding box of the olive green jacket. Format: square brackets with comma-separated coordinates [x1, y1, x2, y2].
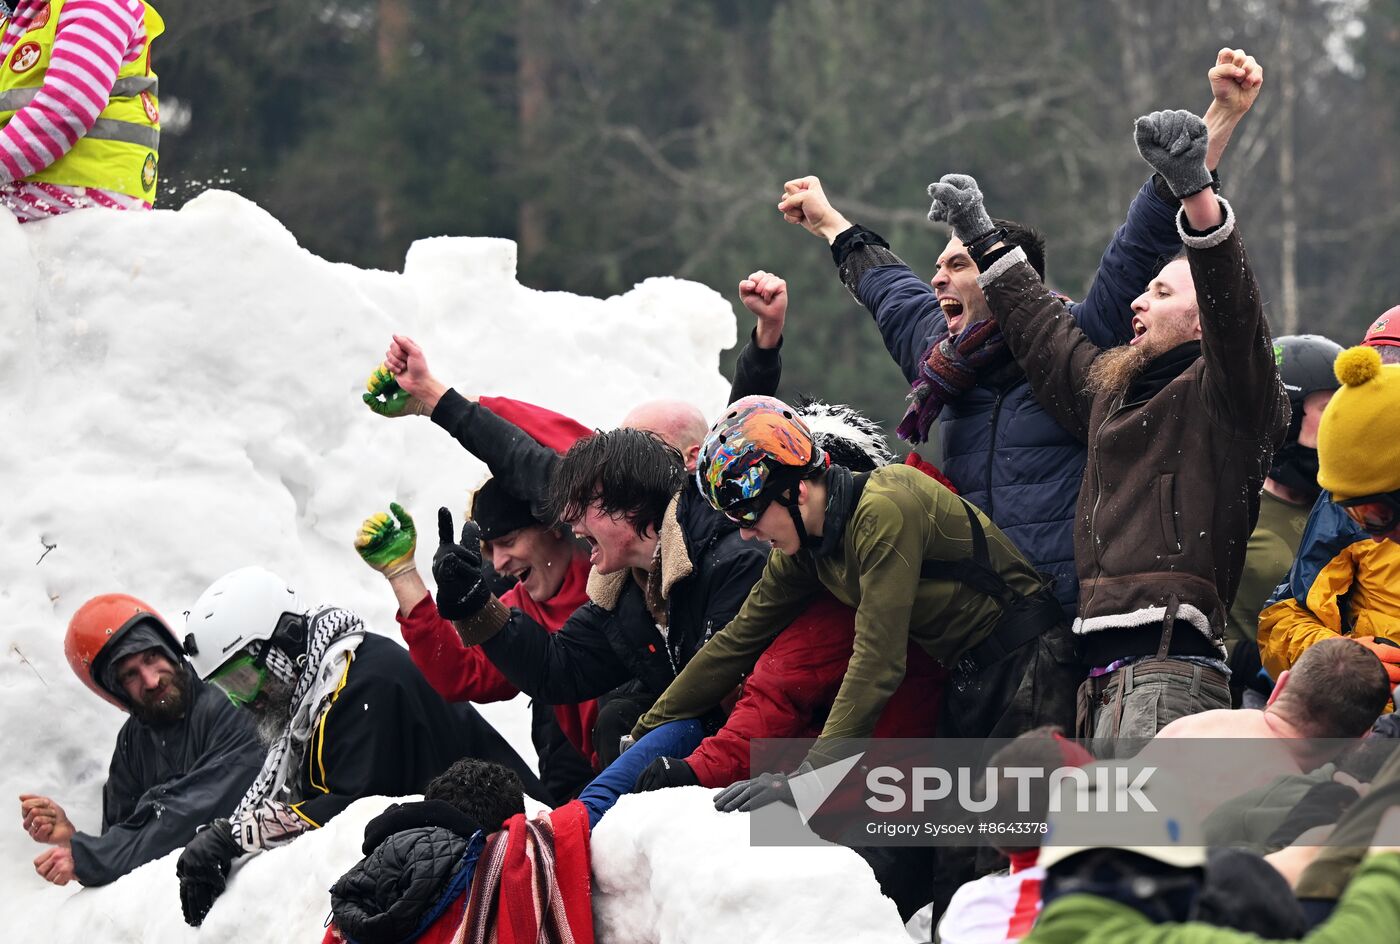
[633, 463, 1043, 765]
[1226, 490, 1310, 652]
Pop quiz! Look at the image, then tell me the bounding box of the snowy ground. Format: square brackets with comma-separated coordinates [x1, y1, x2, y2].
[35, 791, 904, 943]
[1, 195, 908, 942]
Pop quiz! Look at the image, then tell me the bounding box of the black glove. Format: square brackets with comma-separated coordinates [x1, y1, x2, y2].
[433, 508, 491, 619]
[1228, 639, 1271, 699]
[713, 769, 799, 813]
[177, 818, 241, 927]
[635, 756, 699, 792]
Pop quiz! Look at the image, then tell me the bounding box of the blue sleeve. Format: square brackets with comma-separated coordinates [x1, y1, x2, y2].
[1266, 491, 1367, 609]
[853, 265, 943, 385]
[1071, 177, 1182, 348]
[578, 720, 705, 828]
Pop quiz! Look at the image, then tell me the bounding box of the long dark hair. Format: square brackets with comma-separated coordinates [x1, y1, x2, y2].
[549, 428, 685, 537]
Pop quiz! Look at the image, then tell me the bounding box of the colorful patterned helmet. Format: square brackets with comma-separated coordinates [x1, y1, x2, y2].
[697, 396, 826, 523]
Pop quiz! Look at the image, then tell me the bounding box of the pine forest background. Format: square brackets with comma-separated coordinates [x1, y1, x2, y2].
[152, 0, 1400, 446]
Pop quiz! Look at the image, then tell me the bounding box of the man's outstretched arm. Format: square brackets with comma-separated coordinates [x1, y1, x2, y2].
[729, 269, 787, 402]
[364, 335, 586, 511]
[927, 174, 1099, 441]
[1067, 49, 1262, 348]
[779, 176, 943, 384]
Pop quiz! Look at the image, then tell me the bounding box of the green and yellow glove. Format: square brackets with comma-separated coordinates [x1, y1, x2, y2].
[355, 502, 418, 578]
[362, 364, 430, 418]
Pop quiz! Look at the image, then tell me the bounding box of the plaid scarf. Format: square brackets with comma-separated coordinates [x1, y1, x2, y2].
[460, 801, 593, 944]
[896, 317, 1013, 444]
[232, 607, 365, 829]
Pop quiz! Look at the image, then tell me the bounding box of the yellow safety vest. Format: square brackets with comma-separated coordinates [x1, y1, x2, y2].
[0, 0, 163, 199]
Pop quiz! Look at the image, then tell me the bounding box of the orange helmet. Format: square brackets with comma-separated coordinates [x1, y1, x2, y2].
[65, 594, 180, 710]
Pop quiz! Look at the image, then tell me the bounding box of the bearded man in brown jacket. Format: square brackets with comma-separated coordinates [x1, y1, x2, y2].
[927, 108, 1288, 741]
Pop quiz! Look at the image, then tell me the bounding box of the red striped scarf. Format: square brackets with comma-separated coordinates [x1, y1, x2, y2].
[459, 801, 593, 944]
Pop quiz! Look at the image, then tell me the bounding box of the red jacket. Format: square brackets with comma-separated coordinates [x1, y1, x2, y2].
[479, 395, 592, 452]
[685, 593, 945, 786]
[684, 454, 954, 787]
[323, 802, 592, 944]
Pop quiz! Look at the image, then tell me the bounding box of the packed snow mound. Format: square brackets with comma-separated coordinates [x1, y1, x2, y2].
[592, 788, 907, 943]
[37, 791, 907, 943]
[48, 796, 398, 942]
[0, 192, 750, 939]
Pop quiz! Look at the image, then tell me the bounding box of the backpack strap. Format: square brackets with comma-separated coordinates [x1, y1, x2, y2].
[918, 497, 1012, 604]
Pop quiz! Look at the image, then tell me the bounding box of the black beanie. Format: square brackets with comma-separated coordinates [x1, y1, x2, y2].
[471, 478, 541, 541]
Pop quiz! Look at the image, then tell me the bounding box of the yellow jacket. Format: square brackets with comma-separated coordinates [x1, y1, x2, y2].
[1257, 492, 1400, 675]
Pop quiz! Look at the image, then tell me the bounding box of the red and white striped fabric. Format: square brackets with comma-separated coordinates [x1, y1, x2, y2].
[937, 855, 1045, 943]
[0, 0, 152, 220]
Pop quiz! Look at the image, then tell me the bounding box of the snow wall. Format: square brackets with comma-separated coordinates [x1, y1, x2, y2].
[0, 192, 908, 942]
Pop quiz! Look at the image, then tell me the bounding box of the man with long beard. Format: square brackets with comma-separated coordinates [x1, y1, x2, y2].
[775, 49, 1263, 621]
[19, 594, 263, 887]
[927, 106, 1288, 740]
[173, 566, 542, 928]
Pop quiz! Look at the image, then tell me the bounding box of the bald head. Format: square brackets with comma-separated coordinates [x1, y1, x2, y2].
[621, 400, 709, 472]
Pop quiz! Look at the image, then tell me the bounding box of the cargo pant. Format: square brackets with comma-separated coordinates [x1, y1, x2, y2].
[1076, 657, 1230, 744]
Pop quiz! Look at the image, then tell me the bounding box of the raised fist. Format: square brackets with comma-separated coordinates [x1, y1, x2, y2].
[1209, 47, 1263, 118]
[380, 334, 448, 412]
[1134, 110, 1212, 199]
[926, 173, 994, 245]
[777, 176, 851, 241]
[738, 270, 787, 348]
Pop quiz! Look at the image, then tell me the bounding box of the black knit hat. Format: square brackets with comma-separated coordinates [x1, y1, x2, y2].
[470, 478, 540, 541]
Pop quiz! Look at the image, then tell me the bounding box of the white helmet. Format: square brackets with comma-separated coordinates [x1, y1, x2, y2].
[183, 566, 301, 680]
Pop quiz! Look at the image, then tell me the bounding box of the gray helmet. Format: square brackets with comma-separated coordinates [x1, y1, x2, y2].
[1274, 334, 1344, 411]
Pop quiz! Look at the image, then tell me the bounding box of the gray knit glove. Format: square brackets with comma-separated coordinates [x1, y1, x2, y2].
[927, 174, 995, 245]
[1134, 110, 1211, 199]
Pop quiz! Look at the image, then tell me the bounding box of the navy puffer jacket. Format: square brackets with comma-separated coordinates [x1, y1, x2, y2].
[841, 177, 1182, 615]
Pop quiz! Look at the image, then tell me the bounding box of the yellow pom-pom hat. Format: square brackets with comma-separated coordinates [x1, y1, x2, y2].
[1317, 346, 1400, 501]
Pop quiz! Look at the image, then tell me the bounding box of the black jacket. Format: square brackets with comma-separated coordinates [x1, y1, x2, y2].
[69, 673, 264, 887]
[729, 329, 782, 403]
[479, 484, 767, 703]
[287, 634, 547, 825]
[430, 392, 767, 705]
[530, 698, 593, 803]
[431, 336, 781, 518]
[329, 800, 485, 944]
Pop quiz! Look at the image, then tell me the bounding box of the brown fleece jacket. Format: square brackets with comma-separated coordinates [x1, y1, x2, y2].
[977, 199, 1288, 663]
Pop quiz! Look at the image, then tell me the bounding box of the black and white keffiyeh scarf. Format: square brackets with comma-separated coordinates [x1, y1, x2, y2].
[230, 606, 365, 852]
